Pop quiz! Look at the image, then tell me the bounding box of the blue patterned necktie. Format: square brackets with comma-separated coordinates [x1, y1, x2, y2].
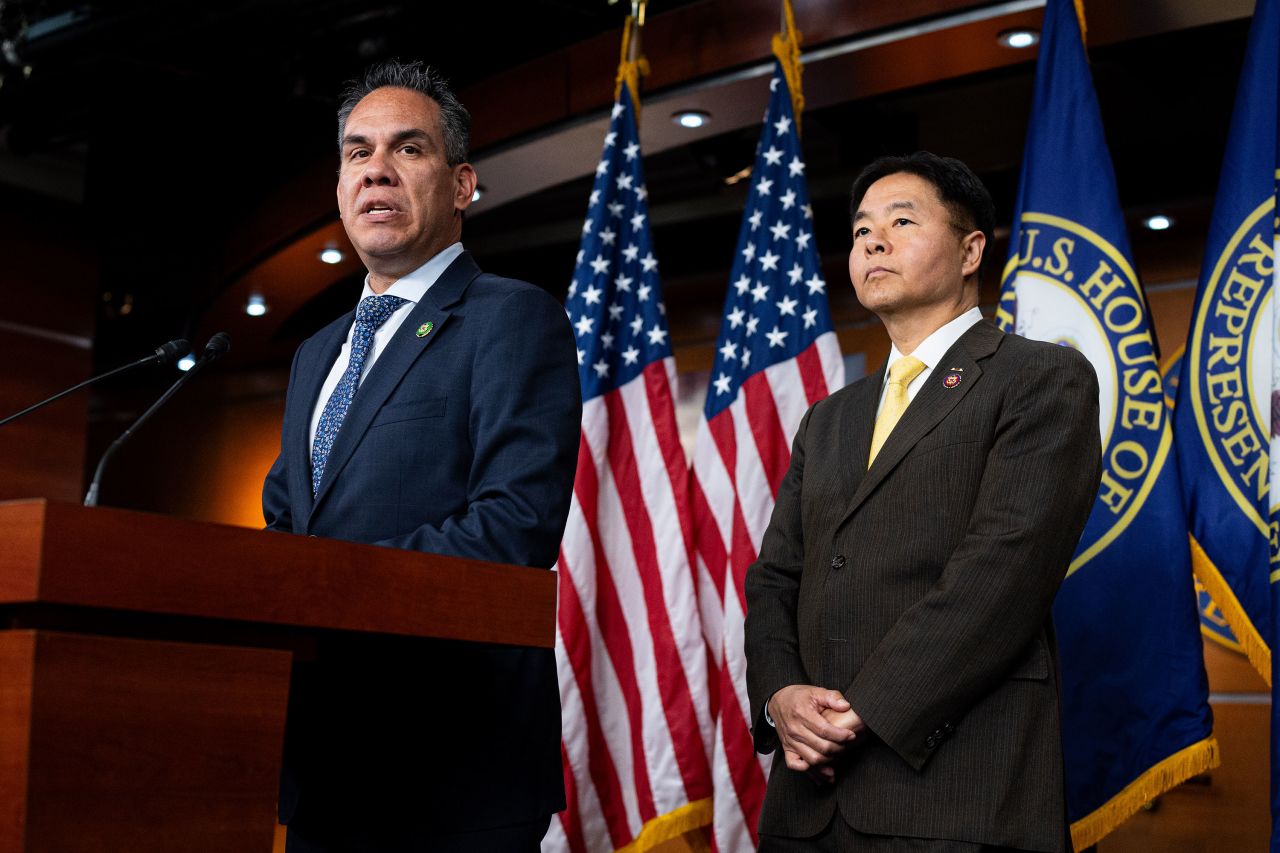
[311, 294, 408, 496]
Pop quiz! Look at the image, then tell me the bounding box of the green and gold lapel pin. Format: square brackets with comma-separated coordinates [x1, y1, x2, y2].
[415, 321, 434, 338]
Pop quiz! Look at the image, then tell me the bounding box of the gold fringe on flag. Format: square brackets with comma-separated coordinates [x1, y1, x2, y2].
[615, 797, 713, 853]
[1073, 0, 1088, 46]
[1069, 737, 1219, 851]
[615, 2, 651, 113]
[770, 0, 804, 132]
[1190, 534, 1272, 684]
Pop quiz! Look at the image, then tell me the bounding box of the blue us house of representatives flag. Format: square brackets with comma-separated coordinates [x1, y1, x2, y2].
[1162, 353, 1248, 656]
[995, 0, 1218, 846]
[1168, 0, 1278, 843]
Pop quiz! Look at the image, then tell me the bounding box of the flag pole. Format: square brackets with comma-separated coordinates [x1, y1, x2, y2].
[616, 0, 649, 114]
[771, 0, 804, 133]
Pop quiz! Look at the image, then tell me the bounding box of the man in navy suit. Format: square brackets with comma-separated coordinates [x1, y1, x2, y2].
[262, 60, 581, 852]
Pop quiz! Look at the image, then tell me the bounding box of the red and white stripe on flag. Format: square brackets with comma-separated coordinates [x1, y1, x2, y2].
[692, 334, 843, 850]
[551, 359, 714, 852]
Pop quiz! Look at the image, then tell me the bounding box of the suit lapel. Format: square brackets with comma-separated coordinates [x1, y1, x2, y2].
[289, 313, 352, 526]
[838, 320, 1003, 528]
[834, 367, 884, 510]
[310, 251, 482, 515]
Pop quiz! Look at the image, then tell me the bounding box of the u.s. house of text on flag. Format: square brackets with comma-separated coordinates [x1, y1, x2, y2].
[995, 0, 1218, 847]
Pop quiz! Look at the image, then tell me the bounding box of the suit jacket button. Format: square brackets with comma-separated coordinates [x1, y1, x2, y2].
[831, 554, 846, 570]
[925, 734, 939, 749]
[942, 722, 955, 735]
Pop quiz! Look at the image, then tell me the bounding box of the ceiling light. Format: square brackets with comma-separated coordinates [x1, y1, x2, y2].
[672, 110, 710, 129]
[1144, 214, 1173, 231]
[472, 185, 485, 203]
[318, 246, 345, 265]
[997, 29, 1039, 49]
[177, 354, 196, 372]
[246, 294, 268, 317]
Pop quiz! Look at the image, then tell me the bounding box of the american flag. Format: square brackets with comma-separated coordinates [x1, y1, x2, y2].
[546, 81, 714, 853]
[690, 63, 844, 851]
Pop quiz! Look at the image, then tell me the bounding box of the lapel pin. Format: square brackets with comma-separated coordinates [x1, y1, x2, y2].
[943, 372, 962, 389]
[416, 321, 434, 338]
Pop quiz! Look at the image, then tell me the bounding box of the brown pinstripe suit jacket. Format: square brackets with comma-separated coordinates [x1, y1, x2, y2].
[744, 320, 1101, 851]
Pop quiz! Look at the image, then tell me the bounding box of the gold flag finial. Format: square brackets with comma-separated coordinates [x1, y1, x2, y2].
[615, 1, 650, 112]
[770, 0, 805, 132]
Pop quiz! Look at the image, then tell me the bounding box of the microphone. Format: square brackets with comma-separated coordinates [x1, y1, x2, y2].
[202, 331, 231, 361]
[84, 332, 231, 507]
[0, 338, 192, 428]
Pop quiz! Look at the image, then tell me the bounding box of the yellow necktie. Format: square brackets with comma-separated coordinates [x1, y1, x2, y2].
[868, 355, 926, 467]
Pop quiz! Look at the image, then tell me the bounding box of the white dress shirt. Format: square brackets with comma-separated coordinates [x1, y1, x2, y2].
[308, 242, 465, 447]
[876, 306, 985, 415]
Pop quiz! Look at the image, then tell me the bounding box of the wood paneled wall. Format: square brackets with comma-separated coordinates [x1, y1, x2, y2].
[0, 197, 96, 503]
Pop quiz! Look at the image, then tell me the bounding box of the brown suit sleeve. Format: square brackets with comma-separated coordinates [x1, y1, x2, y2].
[744, 404, 818, 754]
[848, 345, 1100, 771]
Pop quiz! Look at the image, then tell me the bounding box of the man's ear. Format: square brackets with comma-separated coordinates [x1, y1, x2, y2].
[960, 229, 986, 280]
[455, 163, 478, 214]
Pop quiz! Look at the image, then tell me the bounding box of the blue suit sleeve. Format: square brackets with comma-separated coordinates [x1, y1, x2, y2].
[262, 345, 303, 533]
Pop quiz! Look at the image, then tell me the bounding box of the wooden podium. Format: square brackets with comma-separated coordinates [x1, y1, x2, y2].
[0, 499, 558, 852]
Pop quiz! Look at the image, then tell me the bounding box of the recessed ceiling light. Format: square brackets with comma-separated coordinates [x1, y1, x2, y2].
[318, 246, 345, 265]
[997, 29, 1039, 49]
[472, 185, 485, 203]
[672, 110, 711, 129]
[246, 294, 268, 317]
[1144, 214, 1173, 231]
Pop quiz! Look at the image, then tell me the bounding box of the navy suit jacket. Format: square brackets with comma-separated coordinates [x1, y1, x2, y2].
[263, 251, 581, 831]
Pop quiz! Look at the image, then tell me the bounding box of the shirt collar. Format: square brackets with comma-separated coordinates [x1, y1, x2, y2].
[885, 306, 985, 373]
[357, 241, 465, 304]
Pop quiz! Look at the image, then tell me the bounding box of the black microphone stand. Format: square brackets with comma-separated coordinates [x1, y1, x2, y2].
[0, 339, 191, 428]
[84, 334, 230, 507]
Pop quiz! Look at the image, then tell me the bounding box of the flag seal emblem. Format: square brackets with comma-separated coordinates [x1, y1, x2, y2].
[416, 322, 433, 338]
[943, 372, 962, 388]
[1000, 212, 1171, 577]
[1183, 194, 1277, 536]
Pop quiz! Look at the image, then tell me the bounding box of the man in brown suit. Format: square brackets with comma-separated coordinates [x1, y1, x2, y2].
[744, 152, 1101, 852]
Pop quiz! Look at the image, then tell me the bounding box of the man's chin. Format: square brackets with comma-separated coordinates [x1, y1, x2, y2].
[351, 241, 415, 266]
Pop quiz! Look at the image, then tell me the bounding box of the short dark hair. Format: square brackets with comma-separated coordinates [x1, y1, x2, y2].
[849, 151, 997, 280]
[336, 60, 470, 166]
